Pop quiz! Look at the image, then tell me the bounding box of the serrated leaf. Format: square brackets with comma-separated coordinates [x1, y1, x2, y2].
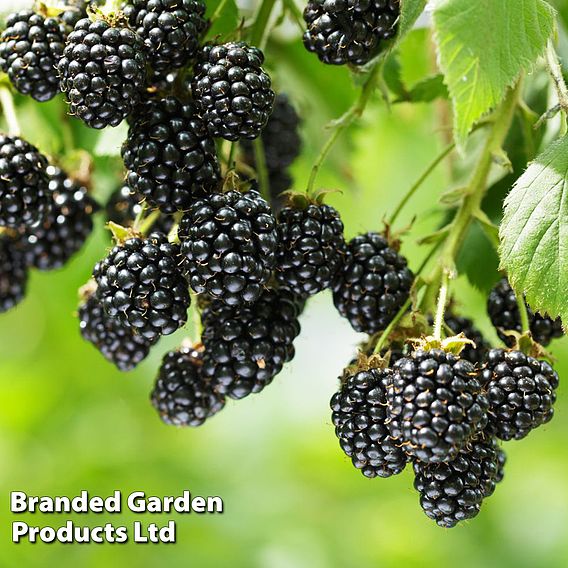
[433, 0, 556, 150]
[499, 135, 568, 320]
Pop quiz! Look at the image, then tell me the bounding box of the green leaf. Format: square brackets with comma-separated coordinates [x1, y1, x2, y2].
[499, 135, 568, 320]
[396, 74, 448, 103]
[398, 0, 428, 41]
[206, 0, 239, 39]
[93, 122, 128, 157]
[433, 0, 556, 149]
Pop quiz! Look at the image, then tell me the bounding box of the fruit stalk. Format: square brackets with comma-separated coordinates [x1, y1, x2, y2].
[250, 0, 277, 49]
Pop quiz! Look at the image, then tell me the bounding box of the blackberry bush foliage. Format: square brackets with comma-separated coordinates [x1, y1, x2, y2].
[1, 0, 566, 531]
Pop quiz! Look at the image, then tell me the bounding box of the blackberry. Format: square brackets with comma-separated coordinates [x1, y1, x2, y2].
[0, 233, 28, 313]
[192, 42, 275, 141]
[18, 166, 98, 270]
[178, 189, 278, 306]
[276, 202, 346, 296]
[388, 349, 489, 464]
[331, 366, 408, 478]
[488, 278, 563, 346]
[151, 346, 226, 427]
[481, 348, 559, 441]
[427, 314, 489, 366]
[413, 436, 506, 528]
[78, 291, 156, 371]
[303, 0, 399, 66]
[241, 94, 302, 173]
[0, 10, 66, 102]
[201, 287, 302, 399]
[58, 17, 147, 129]
[332, 232, 413, 334]
[93, 232, 190, 341]
[105, 185, 175, 235]
[123, 96, 220, 213]
[123, 0, 207, 73]
[59, 1, 91, 29]
[0, 134, 50, 229]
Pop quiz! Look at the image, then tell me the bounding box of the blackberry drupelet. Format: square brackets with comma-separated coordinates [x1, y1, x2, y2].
[0, 134, 50, 229]
[241, 93, 302, 173]
[481, 348, 559, 441]
[303, 0, 399, 66]
[123, 96, 220, 213]
[0, 233, 28, 313]
[123, 0, 207, 73]
[201, 287, 302, 399]
[151, 346, 226, 427]
[487, 278, 563, 346]
[19, 166, 98, 270]
[105, 185, 175, 235]
[332, 232, 413, 334]
[387, 349, 489, 464]
[0, 10, 66, 102]
[276, 202, 346, 296]
[192, 42, 275, 141]
[58, 17, 147, 129]
[93, 232, 190, 341]
[178, 189, 278, 306]
[413, 436, 505, 528]
[78, 291, 157, 371]
[331, 366, 408, 478]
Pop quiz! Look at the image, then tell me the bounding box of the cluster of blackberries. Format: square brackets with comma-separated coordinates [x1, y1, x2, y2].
[0, 135, 98, 313]
[331, 289, 563, 528]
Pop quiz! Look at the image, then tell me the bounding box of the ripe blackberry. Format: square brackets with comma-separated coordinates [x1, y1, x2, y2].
[276, 202, 346, 296]
[0, 233, 28, 313]
[78, 292, 157, 371]
[123, 0, 207, 73]
[93, 232, 190, 341]
[487, 278, 563, 346]
[413, 436, 505, 528]
[332, 232, 413, 334]
[241, 94, 302, 173]
[481, 348, 559, 441]
[0, 134, 50, 229]
[192, 42, 275, 141]
[151, 346, 226, 427]
[105, 185, 175, 235]
[178, 189, 278, 306]
[201, 287, 302, 399]
[18, 166, 98, 270]
[0, 10, 66, 102]
[388, 349, 489, 464]
[331, 366, 408, 478]
[427, 314, 489, 366]
[303, 0, 399, 66]
[58, 17, 147, 129]
[59, 1, 90, 28]
[123, 96, 220, 213]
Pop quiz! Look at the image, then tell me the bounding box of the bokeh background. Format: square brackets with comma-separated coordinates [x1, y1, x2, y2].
[2, 1, 568, 565]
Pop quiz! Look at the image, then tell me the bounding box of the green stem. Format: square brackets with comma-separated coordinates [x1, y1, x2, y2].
[253, 137, 270, 201]
[545, 40, 568, 136]
[306, 61, 382, 194]
[226, 141, 237, 168]
[250, 0, 277, 49]
[137, 210, 161, 235]
[132, 201, 148, 231]
[211, 0, 231, 23]
[281, 0, 305, 34]
[0, 86, 21, 137]
[516, 291, 531, 335]
[421, 83, 520, 311]
[433, 270, 450, 340]
[389, 141, 455, 225]
[373, 296, 413, 355]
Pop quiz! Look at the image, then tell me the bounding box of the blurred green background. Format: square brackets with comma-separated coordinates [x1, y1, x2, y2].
[2, 1, 568, 566]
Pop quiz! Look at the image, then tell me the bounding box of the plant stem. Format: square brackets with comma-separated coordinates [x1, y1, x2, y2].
[211, 0, 231, 23]
[281, 0, 305, 34]
[373, 296, 413, 355]
[253, 137, 270, 201]
[0, 86, 21, 137]
[250, 0, 277, 49]
[137, 210, 161, 235]
[516, 291, 531, 335]
[389, 141, 455, 225]
[545, 40, 568, 135]
[421, 83, 520, 311]
[132, 201, 148, 231]
[307, 61, 382, 193]
[226, 141, 237, 168]
[433, 270, 449, 340]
